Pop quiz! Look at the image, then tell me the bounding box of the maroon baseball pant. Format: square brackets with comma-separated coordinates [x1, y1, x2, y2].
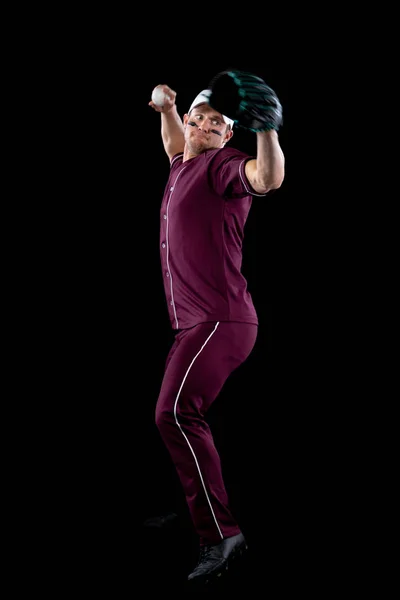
[155, 321, 258, 545]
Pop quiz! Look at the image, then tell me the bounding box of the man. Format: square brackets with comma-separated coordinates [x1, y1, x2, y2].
[148, 77, 285, 584]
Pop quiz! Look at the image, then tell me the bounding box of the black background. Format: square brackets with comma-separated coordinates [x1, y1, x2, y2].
[25, 40, 347, 594]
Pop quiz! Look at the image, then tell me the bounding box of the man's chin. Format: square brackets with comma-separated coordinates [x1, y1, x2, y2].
[189, 140, 208, 154]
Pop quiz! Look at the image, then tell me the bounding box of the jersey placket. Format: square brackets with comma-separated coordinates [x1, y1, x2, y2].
[164, 166, 187, 329]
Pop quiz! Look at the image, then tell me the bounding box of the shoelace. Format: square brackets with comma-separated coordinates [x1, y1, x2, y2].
[197, 545, 212, 565]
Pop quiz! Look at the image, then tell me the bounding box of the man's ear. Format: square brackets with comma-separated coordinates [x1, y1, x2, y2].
[224, 128, 234, 144]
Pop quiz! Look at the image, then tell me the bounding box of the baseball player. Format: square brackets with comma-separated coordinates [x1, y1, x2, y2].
[148, 71, 285, 585]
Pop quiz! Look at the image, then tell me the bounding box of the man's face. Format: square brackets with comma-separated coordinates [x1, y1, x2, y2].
[183, 103, 233, 154]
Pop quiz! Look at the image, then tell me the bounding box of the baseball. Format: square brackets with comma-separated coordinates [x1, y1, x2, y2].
[151, 86, 170, 107]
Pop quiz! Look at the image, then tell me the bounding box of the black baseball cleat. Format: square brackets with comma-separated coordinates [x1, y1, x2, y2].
[187, 532, 248, 584]
[142, 511, 179, 529]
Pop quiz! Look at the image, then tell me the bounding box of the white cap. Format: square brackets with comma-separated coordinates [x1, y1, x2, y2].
[188, 89, 235, 128]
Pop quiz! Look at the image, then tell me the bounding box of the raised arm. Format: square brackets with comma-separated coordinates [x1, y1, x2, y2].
[245, 130, 285, 194]
[149, 85, 185, 161]
[206, 70, 285, 194]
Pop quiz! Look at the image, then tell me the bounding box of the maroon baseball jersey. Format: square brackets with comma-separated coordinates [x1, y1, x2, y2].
[159, 147, 267, 330]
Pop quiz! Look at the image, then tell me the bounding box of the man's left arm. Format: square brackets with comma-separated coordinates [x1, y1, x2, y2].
[245, 130, 285, 194]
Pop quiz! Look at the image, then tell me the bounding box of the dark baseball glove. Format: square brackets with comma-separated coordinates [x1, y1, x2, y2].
[208, 70, 283, 133]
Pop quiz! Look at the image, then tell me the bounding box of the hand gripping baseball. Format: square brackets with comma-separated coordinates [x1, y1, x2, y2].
[208, 70, 283, 133]
[149, 84, 176, 113]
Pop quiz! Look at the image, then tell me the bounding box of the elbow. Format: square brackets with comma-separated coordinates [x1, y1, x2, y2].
[273, 161, 285, 187]
[269, 163, 285, 190]
[267, 156, 285, 191]
[261, 171, 285, 194]
[271, 173, 285, 190]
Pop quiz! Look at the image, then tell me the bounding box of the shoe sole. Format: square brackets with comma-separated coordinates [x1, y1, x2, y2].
[142, 513, 179, 529]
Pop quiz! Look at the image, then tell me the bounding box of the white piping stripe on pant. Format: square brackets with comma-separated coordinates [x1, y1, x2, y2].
[173, 321, 223, 540]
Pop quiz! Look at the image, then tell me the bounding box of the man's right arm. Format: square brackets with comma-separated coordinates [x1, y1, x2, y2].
[161, 106, 185, 160]
[149, 85, 185, 161]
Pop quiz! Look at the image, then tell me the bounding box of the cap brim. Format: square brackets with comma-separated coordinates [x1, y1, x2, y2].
[188, 90, 234, 128]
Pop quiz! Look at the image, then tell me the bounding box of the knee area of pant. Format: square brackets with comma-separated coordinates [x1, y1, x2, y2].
[155, 407, 174, 429]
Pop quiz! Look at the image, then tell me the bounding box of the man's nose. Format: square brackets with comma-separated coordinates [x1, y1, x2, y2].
[198, 119, 210, 131]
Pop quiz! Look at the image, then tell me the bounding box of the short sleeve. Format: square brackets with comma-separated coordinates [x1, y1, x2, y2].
[208, 148, 268, 199]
